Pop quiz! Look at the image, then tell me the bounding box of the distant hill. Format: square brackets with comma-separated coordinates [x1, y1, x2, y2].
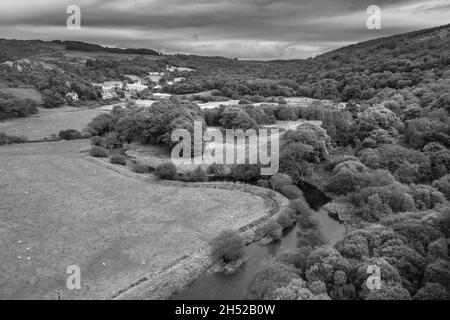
[0, 23, 449, 103]
[162, 23, 450, 101]
[60, 40, 161, 56]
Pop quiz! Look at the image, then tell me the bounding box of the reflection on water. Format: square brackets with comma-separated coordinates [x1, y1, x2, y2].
[171, 184, 345, 300]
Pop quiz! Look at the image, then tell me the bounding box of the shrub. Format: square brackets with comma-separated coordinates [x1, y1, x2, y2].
[178, 166, 208, 182]
[256, 179, 270, 188]
[279, 184, 304, 200]
[89, 146, 109, 158]
[277, 208, 297, 229]
[104, 131, 122, 149]
[155, 162, 177, 180]
[269, 173, 292, 191]
[128, 161, 149, 174]
[0, 133, 28, 145]
[58, 129, 84, 140]
[256, 219, 282, 242]
[90, 135, 105, 146]
[288, 198, 312, 216]
[207, 163, 230, 177]
[231, 164, 260, 182]
[210, 229, 245, 263]
[192, 166, 208, 182]
[276, 247, 312, 271]
[109, 154, 127, 165]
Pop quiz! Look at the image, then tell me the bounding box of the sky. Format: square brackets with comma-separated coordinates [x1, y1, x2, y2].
[0, 0, 449, 60]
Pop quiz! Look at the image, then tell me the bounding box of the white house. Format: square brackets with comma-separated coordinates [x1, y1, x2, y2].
[65, 92, 79, 104]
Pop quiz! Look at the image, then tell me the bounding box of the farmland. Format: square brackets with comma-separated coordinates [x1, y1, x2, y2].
[0, 140, 270, 299]
[0, 107, 105, 140]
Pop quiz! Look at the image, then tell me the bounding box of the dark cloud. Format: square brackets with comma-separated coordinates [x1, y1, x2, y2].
[0, 0, 449, 59]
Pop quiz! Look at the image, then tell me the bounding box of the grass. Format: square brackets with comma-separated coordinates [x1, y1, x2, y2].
[0, 108, 106, 140]
[0, 87, 43, 104]
[0, 140, 269, 299]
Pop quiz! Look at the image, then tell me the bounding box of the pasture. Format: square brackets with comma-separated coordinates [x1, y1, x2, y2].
[0, 140, 269, 299]
[0, 107, 105, 140]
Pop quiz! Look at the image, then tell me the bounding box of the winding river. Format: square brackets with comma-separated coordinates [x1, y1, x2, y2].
[171, 183, 345, 300]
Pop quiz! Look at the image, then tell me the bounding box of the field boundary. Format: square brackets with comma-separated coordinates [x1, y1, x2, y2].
[84, 156, 289, 300]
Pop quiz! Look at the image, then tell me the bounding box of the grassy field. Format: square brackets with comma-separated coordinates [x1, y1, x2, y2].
[0, 108, 105, 140]
[0, 87, 43, 104]
[0, 140, 269, 299]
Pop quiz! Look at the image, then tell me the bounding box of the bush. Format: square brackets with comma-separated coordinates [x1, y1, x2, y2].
[177, 166, 208, 182]
[0, 133, 28, 145]
[192, 166, 208, 182]
[109, 154, 127, 165]
[104, 131, 122, 149]
[231, 164, 260, 182]
[279, 184, 304, 200]
[256, 219, 282, 242]
[276, 247, 312, 271]
[288, 197, 312, 216]
[256, 179, 270, 188]
[58, 129, 84, 140]
[207, 163, 230, 177]
[269, 173, 292, 191]
[90, 135, 105, 146]
[155, 162, 177, 180]
[129, 162, 149, 173]
[277, 208, 297, 229]
[210, 229, 245, 263]
[89, 146, 109, 158]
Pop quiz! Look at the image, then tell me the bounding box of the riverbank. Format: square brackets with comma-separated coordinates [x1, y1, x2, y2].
[170, 182, 346, 300]
[85, 156, 290, 300]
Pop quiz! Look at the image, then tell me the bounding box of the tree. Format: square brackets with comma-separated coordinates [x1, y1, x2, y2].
[356, 104, 399, 140]
[414, 283, 448, 300]
[322, 110, 356, 146]
[305, 247, 351, 286]
[423, 259, 450, 292]
[219, 106, 258, 130]
[245, 262, 300, 300]
[432, 174, 450, 200]
[381, 245, 426, 293]
[210, 229, 245, 264]
[269, 173, 293, 192]
[279, 144, 314, 184]
[366, 283, 411, 300]
[282, 123, 332, 162]
[404, 117, 450, 150]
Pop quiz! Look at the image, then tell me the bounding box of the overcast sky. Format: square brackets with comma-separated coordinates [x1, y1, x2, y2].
[0, 0, 449, 60]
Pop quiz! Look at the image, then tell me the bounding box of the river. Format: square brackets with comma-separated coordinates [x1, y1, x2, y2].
[171, 183, 345, 300]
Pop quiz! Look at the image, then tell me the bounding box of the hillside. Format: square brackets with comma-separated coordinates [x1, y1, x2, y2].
[1, 23, 450, 112]
[165, 23, 450, 101]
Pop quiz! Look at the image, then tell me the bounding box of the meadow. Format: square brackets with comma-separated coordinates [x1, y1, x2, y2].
[0, 140, 269, 299]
